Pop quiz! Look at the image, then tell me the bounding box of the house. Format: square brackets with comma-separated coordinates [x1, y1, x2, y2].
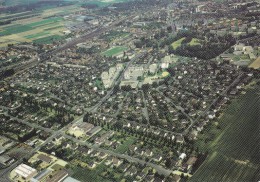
[46, 169, 68, 182]
[125, 166, 138, 176]
[186, 156, 198, 169]
[153, 154, 162, 162]
[98, 152, 108, 159]
[105, 156, 113, 166]
[145, 175, 155, 182]
[170, 174, 181, 182]
[37, 154, 52, 164]
[120, 163, 130, 172]
[87, 161, 97, 169]
[136, 171, 147, 180]
[145, 149, 153, 157]
[0, 154, 13, 165]
[77, 146, 90, 155]
[179, 153, 187, 160]
[112, 157, 122, 167]
[154, 177, 165, 182]
[176, 135, 184, 143]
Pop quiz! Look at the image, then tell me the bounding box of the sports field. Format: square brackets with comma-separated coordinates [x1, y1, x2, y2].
[102, 46, 128, 57]
[190, 84, 260, 182]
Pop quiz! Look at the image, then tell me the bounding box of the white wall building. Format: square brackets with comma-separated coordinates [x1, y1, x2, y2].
[14, 164, 37, 181]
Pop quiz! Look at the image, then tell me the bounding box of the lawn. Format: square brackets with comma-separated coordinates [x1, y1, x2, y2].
[249, 57, 260, 69]
[171, 37, 185, 49]
[102, 31, 130, 41]
[115, 136, 135, 153]
[71, 164, 111, 182]
[188, 38, 201, 46]
[190, 84, 260, 182]
[102, 46, 128, 57]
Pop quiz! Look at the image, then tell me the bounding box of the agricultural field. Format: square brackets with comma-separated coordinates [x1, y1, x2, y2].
[0, 5, 82, 47]
[171, 37, 185, 49]
[190, 84, 260, 182]
[102, 46, 128, 57]
[4, 0, 41, 6]
[85, 0, 130, 7]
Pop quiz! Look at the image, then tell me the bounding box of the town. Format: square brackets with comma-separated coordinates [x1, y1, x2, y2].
[0, 0, 260, 182]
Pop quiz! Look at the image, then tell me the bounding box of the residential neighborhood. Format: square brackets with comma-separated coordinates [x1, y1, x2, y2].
[0, 0, 259, 181]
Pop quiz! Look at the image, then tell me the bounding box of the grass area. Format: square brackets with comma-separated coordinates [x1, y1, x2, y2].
[188, 38, 201, 46]
[190, 84, 260, 182]
[102, 46, 127, 57]
[115, 136, 135, 153]
[33, 35, 63, 44]
[95, 79, 104, 90]
[249, 57, 260, 69]
[102, 31, 130, 41]
[171, 37, 185, 49]
[71, 164, 111, 182]
[161, 71, 170, 77]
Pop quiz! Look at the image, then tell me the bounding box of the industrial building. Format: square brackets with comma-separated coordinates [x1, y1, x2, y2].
[14, 164, 37, 181]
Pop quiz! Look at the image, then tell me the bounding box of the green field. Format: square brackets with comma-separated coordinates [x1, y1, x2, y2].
[102, 31, 130, 41]
[0, 24, 33, 36]
[27, 17, 62, 27]
[25, 31, 50, 39]
[0, 17, 63, 36]
[171, 37, 185, 49]
[33, 35, 63, 44]
[115, 136, 135, 153]
[188, 38, 201, 46]
[72, 164, 111, 182]
[4, 0, 41, 6]
[190, 84, 260, 182]
[102, 46, 127, 57]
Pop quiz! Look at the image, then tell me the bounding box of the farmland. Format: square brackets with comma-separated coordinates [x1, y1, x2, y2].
[102, 46, 128, 57]
[0, 5, 82, 47]
[85, 0, 131, 7]
[4, 0, 41, 6]
[190, 84, 260, 182]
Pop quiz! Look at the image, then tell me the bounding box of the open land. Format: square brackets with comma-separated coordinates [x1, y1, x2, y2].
[0, 5, 82, 47]
[190, 84, 260, 182]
